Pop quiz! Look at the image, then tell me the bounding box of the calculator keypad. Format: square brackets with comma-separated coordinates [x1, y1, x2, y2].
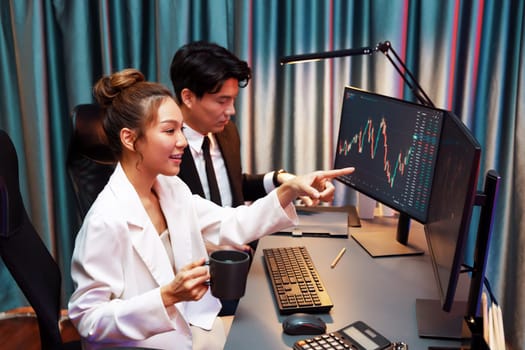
[294, 333, 356, 350]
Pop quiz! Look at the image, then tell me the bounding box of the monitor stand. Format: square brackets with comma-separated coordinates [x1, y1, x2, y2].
[416, 299, 469, 339]
[417, 299, 489, 350]
[351, 213, 424, 257]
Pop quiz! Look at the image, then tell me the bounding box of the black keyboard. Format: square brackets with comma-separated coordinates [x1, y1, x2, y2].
[263, 246, 333, 314]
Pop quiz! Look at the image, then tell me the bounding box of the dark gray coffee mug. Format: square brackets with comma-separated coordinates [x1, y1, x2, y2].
[208, 250, 250, 300]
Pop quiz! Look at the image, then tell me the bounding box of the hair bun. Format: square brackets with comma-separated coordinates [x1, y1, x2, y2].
[93, 68, 146, 107]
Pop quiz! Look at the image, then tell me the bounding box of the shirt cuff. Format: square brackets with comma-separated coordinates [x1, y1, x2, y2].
[263, 172, 275, 193]
[264, 169, 286, 193]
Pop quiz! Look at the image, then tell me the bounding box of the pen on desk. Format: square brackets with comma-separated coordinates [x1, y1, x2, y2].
[330, 247, 346, 268]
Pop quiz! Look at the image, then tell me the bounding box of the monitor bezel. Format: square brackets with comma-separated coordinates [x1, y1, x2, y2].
[333, 85, 447, 224]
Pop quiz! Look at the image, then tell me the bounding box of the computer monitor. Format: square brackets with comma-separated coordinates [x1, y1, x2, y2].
[415, 109, 482, 341]
[424, 111, 481, 311]
[333, 86, 444, 257]
[333, 86, 499, 343]
[417, 171, 500, 343]
[416, 113, 500, 343]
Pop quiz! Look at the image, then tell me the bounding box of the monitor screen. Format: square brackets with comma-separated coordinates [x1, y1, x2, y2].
[333, 86, 443, 223]
[424, 111, 481, 312]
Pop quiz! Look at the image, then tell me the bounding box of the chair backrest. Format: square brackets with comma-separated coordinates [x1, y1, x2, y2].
[66, 104, 116, 219]
[0, 176, 7, 236]
[0, 129, 65, 349]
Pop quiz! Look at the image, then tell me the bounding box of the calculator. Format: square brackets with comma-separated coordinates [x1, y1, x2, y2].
[293, 320, 392, 350]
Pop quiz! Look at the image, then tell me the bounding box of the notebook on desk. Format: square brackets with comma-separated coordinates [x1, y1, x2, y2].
[276, 205, 360, 238]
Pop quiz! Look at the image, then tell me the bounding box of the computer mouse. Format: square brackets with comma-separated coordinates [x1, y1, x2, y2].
[282, 313, 327, 335]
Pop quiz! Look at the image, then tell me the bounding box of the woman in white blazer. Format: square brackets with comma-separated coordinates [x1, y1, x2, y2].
[68, 68, 354, 350]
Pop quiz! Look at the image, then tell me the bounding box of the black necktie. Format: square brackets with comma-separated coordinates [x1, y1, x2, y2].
[202, 135, 222, 205]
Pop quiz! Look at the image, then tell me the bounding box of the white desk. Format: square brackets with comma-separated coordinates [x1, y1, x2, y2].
[224, 216, 470, 349]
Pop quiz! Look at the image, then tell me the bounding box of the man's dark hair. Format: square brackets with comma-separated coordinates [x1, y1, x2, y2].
[170, 41, 252, 104]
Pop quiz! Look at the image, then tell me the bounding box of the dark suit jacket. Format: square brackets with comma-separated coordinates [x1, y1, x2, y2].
[178, 122, 267, 207]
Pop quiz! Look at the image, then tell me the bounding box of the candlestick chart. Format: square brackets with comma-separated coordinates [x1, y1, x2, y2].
[337, 117, 412, 188]
[334, 90, 443, 221]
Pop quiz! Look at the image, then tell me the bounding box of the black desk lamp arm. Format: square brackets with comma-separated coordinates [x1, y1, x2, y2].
[280, 41, 435, 108]
[376, 41, 435, 108]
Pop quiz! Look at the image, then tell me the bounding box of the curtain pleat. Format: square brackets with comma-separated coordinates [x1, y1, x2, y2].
[1, 0, 524, 348]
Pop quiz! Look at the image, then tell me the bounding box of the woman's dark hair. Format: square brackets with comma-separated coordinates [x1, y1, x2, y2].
[169, 41, 252, 104]
[93, 68, 172, 158]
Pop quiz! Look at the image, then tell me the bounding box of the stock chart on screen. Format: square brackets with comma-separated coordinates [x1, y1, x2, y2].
[334, 87, 444, 223]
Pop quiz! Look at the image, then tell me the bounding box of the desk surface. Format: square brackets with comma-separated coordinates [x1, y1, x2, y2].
[225, 216, 468, 349]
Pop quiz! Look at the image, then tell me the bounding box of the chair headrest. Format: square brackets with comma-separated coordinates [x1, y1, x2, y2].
[70, 104, 116, 164]
[0, 176, 7, 236]
[0, 130, 19, 179]
[0, 130, 25, 235]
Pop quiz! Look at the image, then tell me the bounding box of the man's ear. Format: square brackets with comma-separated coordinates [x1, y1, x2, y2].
[120, 128, 136, 152]
[180, 88, 195, 108]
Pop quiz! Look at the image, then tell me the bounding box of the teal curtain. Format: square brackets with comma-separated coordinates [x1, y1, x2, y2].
[1, 0, 524, 348]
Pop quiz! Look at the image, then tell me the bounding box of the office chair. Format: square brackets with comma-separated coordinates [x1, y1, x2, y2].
[0, 130, 81, 350]
[66, 103, 116, 219]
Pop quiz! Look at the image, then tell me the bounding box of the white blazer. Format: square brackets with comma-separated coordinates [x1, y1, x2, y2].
[68, 164, 297, 350]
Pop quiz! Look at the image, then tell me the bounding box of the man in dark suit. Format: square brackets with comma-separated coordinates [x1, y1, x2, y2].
[170, 41, 289, 210]
[170, 41, 292, 315]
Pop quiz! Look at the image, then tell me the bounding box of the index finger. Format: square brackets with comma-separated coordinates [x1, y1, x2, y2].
[319, 167, 355, 179]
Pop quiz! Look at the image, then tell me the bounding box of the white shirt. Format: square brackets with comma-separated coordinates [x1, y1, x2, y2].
[183, 125, 276, 207]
